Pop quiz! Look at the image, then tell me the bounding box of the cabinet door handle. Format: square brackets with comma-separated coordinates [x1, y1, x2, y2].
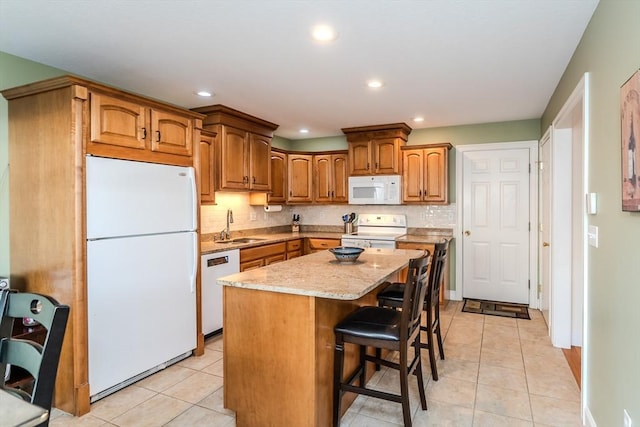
[375, 162, 379, 169]
[141, 128, 147, 139]
[289, 190, 293, 197]
[366, 163, 370, 170]
[253, 176, 256, 184]
[156, 130, 161, 142]
[419, 190, 422, 197]
[331, 191, 334, 198]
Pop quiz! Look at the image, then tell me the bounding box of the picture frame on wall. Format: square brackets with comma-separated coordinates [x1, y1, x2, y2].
[621, 68, 640, 212]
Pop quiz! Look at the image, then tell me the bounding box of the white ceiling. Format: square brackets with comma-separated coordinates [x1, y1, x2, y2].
[0, 0, 598, 140]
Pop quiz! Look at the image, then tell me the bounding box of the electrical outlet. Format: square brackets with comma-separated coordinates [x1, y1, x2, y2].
[250, 212, 257, 221]
[624, 409, 632, 427]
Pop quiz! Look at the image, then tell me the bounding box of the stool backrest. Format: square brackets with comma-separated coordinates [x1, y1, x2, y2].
[426, 240, 449, 309]
[400, 252, 431, 342]
[0, 289, 70, 414]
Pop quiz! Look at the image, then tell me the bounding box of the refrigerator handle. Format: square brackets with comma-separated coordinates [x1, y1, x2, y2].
[190, 232, 198, 293]
[188, 167, 198, 229]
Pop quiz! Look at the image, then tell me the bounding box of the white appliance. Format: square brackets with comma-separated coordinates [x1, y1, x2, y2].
[86, 156, 198, 402]
[341, 213, 407, 249]
[348, 175, 402, 205]
[201, 250, 239, 336]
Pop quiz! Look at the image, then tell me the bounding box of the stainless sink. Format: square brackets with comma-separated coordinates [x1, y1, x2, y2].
[216, 237, 267, 244]
[231, 237, 267, 243]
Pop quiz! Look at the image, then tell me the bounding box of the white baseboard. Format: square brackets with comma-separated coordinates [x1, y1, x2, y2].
[446, 290, 461, 301]
[584, 405, 596, 427]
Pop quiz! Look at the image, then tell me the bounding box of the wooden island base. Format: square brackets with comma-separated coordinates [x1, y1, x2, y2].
[223, 280, 396, 427]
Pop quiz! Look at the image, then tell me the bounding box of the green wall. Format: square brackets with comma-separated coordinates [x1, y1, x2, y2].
[542, 0, 640, 424]
[0, 52, 66, 278]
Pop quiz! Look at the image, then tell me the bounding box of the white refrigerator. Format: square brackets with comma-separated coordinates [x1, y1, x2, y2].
[86, 156, 198, 401]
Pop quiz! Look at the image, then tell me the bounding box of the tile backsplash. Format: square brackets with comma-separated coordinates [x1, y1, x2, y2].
[201, 192, 456, 235]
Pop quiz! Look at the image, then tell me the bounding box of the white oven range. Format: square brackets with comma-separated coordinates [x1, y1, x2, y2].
[341, 213, 407, 249]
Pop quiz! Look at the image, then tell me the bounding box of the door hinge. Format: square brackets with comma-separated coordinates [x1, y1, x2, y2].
[528, 279, 531, 289]
[529, 163, 531, 173]
[539, 161, 544, 171]
[528, 222, 531, 231]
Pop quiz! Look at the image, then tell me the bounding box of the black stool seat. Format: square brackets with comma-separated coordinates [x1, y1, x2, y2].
[335, 307, 402, 344]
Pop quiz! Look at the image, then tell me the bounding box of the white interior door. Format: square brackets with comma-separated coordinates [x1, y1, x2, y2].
[540, 132, 552, 326]
[462, 147, 531, 304]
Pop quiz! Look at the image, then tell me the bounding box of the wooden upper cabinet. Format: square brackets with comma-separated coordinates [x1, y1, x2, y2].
[342, 123, 411, 176]
[314, 152, 348, 203]
[219, 125, 249, 190]
[90, 93, 146, 149]
[348, 141, 371, 175]
[372, 138, 400, 174]
[249, 134, 271, 191]
[199, 130, 216, 204]
[269, 150, 287, 203]
[288, 154, 313, 203]
[150, 109, 193, 157]
[192, 105, 278, 192]
[88, 91, 199, 166]
[401, 143, 451, 204]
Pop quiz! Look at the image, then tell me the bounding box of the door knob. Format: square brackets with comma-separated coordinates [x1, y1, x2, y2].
[464, 230, 471, 236]
[543, 242, 550, 247]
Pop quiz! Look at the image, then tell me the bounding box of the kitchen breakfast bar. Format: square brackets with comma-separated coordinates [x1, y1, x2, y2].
[217, 248, 423, 427]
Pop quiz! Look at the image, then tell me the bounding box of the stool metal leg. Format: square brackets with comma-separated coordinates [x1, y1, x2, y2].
[333, 336, 345, 427]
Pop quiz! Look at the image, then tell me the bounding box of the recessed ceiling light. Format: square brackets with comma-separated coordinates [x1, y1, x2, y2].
[299, 128, 309, 134]
[413, 117, 425, 122]
[311, 24, 338, 42]
[196, 91, 213, 97]
[367, 80, 384, 89]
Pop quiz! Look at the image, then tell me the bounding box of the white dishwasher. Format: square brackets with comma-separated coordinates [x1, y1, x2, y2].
[201, 249, 239, 336]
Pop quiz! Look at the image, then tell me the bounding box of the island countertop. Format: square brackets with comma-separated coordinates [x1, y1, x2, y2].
[217, 247, 424, 300]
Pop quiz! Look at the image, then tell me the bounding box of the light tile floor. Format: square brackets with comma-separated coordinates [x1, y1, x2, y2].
[50, 301, 581, 426]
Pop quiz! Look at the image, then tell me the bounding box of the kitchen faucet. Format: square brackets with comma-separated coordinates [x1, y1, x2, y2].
[220, 209, 233, 240]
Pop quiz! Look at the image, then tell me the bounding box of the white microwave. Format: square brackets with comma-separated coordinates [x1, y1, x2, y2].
[348, 175, 402, 205]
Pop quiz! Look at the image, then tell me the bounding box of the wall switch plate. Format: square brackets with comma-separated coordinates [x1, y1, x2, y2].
[624, 409, 632, 427]
[0, 277, 9, 290]
[250, 212, 257, 221]
[588, 225, 599, 248]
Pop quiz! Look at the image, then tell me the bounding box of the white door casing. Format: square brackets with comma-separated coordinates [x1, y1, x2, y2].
[540, 129, 552, 326]
[455, 141, 538, 307]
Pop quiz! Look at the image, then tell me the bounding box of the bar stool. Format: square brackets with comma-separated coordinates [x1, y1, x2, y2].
[332, 252, 431, 427]
[377, 240, 449, 381]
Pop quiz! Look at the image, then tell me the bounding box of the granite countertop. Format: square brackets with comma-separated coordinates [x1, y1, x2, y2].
[217, 248, 424, 300]
[201, 231, 344, 254]
[200, 228, 453, 255]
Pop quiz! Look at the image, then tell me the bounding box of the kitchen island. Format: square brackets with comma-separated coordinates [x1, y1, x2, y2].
[217, 247, 423, 427]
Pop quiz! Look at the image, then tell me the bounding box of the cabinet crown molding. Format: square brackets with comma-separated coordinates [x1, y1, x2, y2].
[341, 122, 412, 142]
[2, 75, 205, 120]
[402, 142, 453, 150]
[193, 104, 279, 137]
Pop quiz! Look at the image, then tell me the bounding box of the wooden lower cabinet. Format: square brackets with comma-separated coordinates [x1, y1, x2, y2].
[396, 241, 447, 304]
[305, 238, 341, 254]
[239, 242, 287, 271]
[286, 239, 303, 259]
